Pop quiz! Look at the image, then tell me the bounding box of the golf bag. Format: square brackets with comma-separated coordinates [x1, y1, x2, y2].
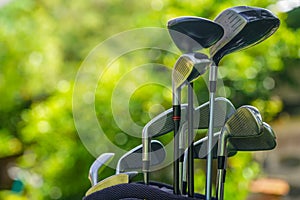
[83, 181, 213, 200]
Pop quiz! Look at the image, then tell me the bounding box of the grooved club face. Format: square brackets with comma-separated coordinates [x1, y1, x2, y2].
[225, 106, 264, 138]
[172, 53, 210, 90]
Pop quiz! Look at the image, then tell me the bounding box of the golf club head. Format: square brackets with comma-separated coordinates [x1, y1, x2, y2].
[229, 122, 277, 151]
[117, 140, 166, 174]
[172, 53, 210, 90]
[225, 106, 264, 138]
[195, 97, 236, 129]
[168, 16, 224, 52]
[142, 97, 235, 139]
[88, 153, 115, 186]
[210, 6, 280, 65]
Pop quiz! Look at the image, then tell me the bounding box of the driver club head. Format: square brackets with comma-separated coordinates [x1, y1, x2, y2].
[88, 153, 115, 186]
[210, 6, 280, 65]
[168, 16, 224, 53]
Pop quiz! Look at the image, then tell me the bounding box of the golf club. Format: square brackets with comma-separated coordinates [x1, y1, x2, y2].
[205, 6, 280, 199]
[168, 17, 224, 196]
[216, 122, 277, 200]
[172, 52, 212, 194]
[216, 106, 264, 200]
[88, 153, 115, 186]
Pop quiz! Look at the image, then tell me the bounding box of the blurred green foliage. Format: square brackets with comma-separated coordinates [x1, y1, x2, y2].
[0, 0, 299, 199]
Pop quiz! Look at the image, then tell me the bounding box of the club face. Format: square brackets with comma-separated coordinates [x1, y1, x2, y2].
[89, 153, 115, 186]
[173, 53, 210, 89]
[172, 55, 194, 89]
[117, 140, 166, 173]
[210, 6, 280, 65]
[226, 106, 264, 138]
[229, 122, 277, 151]
[187, 53, 210, 82]
[168, 16, 224, 52]
[241, 105, 263, 122]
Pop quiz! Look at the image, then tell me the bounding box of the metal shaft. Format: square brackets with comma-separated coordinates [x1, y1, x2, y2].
[216, 129, 227, 200]
[173, 104, 181, 194]
[187, 82, 194, 197]
[142, 137, 150, 184]
[205, 64, 218, 200]
[173, 88, 181, 194]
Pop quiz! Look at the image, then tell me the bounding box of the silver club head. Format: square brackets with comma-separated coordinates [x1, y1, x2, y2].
[142, 97, 235, 140]
[218, 106, 265, 158]
[223, 106, 264, 139]
[88, 153, 115, 186]
[117, 140, 165, 174]
[172, 53, 211, 91]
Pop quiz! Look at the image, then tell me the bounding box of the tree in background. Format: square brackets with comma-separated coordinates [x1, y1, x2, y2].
[0, 0, 299, 199]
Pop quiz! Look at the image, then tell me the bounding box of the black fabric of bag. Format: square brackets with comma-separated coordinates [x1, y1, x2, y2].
[83, 182, 214, 200]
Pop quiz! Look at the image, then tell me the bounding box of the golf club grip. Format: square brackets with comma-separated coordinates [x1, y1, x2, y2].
[173, 105, 181, 194]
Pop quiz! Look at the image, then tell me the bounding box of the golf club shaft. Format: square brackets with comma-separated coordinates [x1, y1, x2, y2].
[205, 64, 218, 200]
[216, 168, 226, 200]
[187, 82, 194, 197]
[216, 136, 227, 200]
[216, 130, 226, 200]
[142, 137, 150, 184]
[173, 104, 181, 194]
[173, 87, 181, 194]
